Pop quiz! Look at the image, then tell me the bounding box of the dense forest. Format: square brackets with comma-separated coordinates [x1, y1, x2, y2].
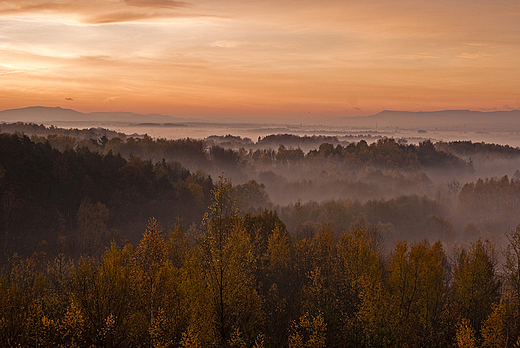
[3, 124, 520, 346]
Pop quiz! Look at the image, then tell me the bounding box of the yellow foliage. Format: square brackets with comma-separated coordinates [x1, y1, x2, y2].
[457, 318, 477, 348]
[229, 327, 246, 348]
[180, 327, 203, 348]
[481, 303, 506, 348]
[288, 311, 327, 348]
[60, 298, 84, 346]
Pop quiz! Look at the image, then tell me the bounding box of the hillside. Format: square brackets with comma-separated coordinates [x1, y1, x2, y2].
[342, 109, 520, 131]
[0, 106, 184, 124]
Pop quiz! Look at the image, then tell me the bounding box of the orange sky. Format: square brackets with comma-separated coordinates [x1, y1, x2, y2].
[0, 0, 519, 122]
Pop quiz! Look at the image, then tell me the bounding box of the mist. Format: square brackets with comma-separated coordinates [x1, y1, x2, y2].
[3, 119, 520, 254]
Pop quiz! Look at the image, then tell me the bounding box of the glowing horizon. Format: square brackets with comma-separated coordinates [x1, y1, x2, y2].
[1, 0, 519, 122]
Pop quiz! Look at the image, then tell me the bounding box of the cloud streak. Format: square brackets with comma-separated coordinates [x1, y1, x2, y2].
[1, 0, 519, 119]
[0, 0, 195, 23]
[210, 40, 240, 48]
[124, 0, 190, 8]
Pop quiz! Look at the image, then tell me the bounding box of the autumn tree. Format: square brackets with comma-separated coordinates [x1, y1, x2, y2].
[184, 177, 264, 346]
[385, 240, 452, 347]
[263, 224, 295, 346]
[136, 218, 167, 329]
[481, 303, 508, 348]
[288, 311, 327, 348]
[295, 228, 342, 346]
[70, 244, 135, 347]
[453, 239, 501, 339]
[0, 254, 44, 346]
[336, 228, 382, 347]
[135, 217, 183, 347]
[456, 318, 477, 348]
[493, 224, 520, 347]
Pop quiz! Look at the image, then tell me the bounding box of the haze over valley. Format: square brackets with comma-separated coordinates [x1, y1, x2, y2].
[2, 0, 520, 346]
[4, 106, 520, 147]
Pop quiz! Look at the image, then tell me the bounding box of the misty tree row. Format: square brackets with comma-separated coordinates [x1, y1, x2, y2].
[3, 131, 520, 259]
[1, 178, 520, 347]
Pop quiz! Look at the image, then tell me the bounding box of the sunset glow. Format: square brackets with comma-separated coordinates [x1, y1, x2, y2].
[1, 0, 519, 122]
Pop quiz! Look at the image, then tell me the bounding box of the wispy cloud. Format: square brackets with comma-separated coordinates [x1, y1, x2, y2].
[210, 40, 240, 48]
[103, 96, 120, 103]
[0, 0, 195, 24]
[87, 11, 172, 24]
[0, 64, 22, 75]
[1, 0, 519, 118]
[456, 52, 488, 59]
[123, 0, 190, 8]
[395, 53, 438, 60]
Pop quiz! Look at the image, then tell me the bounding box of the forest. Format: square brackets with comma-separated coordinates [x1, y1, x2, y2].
[3, 124, 520, 347]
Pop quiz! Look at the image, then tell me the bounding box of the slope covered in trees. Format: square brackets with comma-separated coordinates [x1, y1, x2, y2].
[2, 130, 520, 255]
[2, 179, 520, 347]
[3, 127, 520, 346]
[0, 133, 213, 259]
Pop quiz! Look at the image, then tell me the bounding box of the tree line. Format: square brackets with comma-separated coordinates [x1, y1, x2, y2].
[1, 178, 520, 347]
[3, 130, 520, 346]
[0, 133, 214, 259]
[2, 132, 520, 262]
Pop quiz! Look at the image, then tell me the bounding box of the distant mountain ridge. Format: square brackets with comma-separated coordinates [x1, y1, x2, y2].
[341, 109, 520, 131]
[2, 106, 520, 132]
[0, 106, 185, 124]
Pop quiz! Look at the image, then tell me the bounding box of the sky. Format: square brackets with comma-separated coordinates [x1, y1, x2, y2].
[0, 0, 519, 122]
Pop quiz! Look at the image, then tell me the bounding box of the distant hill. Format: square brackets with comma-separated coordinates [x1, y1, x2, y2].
[0, 106, 184, 124]
[3, 107, 520, 133]
[341, 110, 520, 131]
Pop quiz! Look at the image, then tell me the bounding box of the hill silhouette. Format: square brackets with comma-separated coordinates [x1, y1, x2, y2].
[340, 109, 520, 131]
[0, 106, 184, 124]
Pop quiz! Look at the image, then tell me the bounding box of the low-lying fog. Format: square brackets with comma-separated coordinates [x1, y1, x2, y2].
[53, 121, 520, 149]
[5, 116, 520, 252]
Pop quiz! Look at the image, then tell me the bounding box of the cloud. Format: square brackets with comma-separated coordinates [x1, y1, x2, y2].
[87, 11, 171, 24]
[103, 96, 120, 103]
[396, 53, 437, 60]
[210, 40, 240, 48]
[0, 1, 86, 15]
[0, 0, 194, 24]
[456, 52, 487, 59]
[65, 97, 73, 101]
[0, 63, 22, 75]
[123, 0, 190, 8]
